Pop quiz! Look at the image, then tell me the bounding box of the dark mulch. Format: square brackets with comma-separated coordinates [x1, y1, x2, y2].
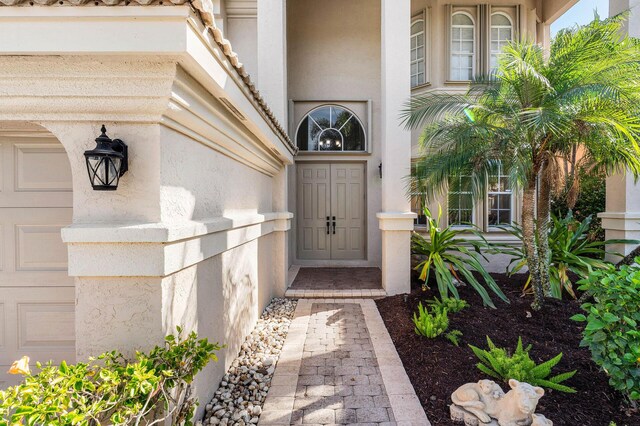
[376, 273, 640, 426]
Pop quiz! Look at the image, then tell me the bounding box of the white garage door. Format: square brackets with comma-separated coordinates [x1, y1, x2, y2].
[0, 125, 74, 388]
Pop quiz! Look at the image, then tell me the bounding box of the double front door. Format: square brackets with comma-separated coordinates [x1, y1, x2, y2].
[297, 163, 366, 260]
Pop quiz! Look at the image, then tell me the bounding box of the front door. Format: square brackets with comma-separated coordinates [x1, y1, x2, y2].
[297, 163, 365, 260]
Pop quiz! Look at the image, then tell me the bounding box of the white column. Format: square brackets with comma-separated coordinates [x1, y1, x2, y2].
[377, 0, 416, 295]
[257, 0, 287, 124]
[259, 0, 290, 292]
[600, 1, 640, 258]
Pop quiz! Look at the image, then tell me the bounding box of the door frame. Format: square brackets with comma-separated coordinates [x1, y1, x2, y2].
[294, 160, 368, 266]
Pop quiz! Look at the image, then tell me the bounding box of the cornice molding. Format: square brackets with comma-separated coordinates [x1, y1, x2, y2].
[0, 0, 296, 153]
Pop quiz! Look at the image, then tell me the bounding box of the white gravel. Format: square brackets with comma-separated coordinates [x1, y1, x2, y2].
[200, 298, 297, 426]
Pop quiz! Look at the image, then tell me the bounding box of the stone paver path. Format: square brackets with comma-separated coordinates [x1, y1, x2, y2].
[259, 299, 429, 426]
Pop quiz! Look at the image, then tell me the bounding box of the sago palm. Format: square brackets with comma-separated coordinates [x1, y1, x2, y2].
[404, 15, 640, 310]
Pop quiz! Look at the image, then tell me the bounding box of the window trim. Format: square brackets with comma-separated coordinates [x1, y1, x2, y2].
[294, 104, 368, 153]
[449, 11, 476, 82]
[411, 13, 427, 88]
[485, 164, 514, 230]
[447, 174, 475, 228]
[489, 11, 514, 72]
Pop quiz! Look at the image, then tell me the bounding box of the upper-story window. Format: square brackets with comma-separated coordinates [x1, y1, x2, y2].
[296, 105, 366, 152]
[490, 12, 513, 71]
[450, 12, 475, 81]
[411, 18, 426, 87]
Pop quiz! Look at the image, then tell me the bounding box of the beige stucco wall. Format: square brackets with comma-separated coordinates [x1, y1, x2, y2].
[287, 0, 384, 266]
[0, 6, 294, 416]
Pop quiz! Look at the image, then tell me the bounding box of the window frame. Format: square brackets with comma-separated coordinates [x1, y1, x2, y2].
[449, 11, 476, 82]
[485, 163, 514, 230]
[294, 104, 368, 153]
[447, 174, 475, 228]
[411, 12, 427, 89]
[490, 11, 514, 72]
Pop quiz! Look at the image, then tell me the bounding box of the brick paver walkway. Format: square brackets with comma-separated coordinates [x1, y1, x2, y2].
[260, 299, 429, 426]
[292, 303, 393, 424]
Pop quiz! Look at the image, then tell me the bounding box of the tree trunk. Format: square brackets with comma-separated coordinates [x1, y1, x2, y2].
[522, 178, 544, 310]
[537, 163, 552, 298]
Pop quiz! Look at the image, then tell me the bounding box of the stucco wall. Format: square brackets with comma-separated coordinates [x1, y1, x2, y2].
[287, 0, 383, 266]
[159, 126, 273, 222]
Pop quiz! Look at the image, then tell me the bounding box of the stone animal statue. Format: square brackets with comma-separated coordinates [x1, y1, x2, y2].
[450, 379, 550, 426]
[451, 379, 505, 423]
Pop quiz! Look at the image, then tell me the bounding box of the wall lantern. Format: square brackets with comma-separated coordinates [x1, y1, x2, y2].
[84, 125, 128, 191]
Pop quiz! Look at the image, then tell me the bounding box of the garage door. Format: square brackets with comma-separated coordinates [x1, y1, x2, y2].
[0, 125, 74, 388]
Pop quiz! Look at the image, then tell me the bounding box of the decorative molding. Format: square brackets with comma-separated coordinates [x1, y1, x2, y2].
[0, 0, 295, 153]
[163, 68, 284, 176]
[63, 212, 294, 277]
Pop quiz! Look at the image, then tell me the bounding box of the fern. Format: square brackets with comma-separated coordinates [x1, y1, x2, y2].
[427, 297, 469, 313]
[445, 330, 463, 346]
[412, 302, 462, 345]
[469, 336, 576, 393]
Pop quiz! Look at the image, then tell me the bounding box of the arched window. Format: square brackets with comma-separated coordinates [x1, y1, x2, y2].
[411, 18, 426, 87]
[490, 13, 513, 71]
[450, 12, 475, 81]
[296, 105, 366, 152]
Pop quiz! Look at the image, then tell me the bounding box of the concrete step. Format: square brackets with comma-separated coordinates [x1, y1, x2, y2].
[284, 289, 386, 299]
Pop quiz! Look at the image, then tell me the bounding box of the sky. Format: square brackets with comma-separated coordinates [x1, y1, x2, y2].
[550, 0, 609, 36]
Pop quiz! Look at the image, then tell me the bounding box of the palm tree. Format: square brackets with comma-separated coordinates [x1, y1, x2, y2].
[404, 15, 640, 310]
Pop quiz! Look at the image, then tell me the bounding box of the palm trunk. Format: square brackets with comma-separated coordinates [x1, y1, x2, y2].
[537, 163, 552, 298]
[522, 178, 544, 310]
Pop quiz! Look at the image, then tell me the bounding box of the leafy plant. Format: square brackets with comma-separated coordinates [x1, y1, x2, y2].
[572, 262, 640, 404]
[411, 206, 508, 308]
[469, 336, 576, 393]
[412, 302, 462, 346]
[493, 211, 634, 298]
[404, 15, 640, 310]
[552, 167, 606, 242]
[427, 296, 468, 313]
[0, 328, 222, 425]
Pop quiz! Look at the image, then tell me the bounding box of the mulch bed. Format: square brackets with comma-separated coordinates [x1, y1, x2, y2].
[376, 273, 640, 426]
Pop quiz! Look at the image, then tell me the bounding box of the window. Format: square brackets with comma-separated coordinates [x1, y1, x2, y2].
[450, 12, 475, 81]
[296, 105, 366, 152]
[490, 13, 513, 71]
[411, 18, 426, 87]
[487, 164, 512, 226]
[448, 175, 474, 226]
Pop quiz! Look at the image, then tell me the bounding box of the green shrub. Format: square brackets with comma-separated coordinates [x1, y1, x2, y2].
[469, 336, 576, 393]
[552, 167, 606, 242]
[412, 302, 462, 346]
[0, 328, 222, 425]
[493, 211, 635, 298]
[427, 296, 468, 313]
[411, 206, 508, 308]
[572, 261, 640, 403]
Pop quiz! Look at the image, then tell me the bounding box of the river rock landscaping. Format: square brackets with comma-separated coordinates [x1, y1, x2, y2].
[376, 273, 640, 426]
[200, 298, 297, 426]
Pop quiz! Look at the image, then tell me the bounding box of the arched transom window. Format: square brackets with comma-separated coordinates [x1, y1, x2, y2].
[450, 12, 475, 81]
[296, 105, 366, 152]
[490, 13, 513, 71]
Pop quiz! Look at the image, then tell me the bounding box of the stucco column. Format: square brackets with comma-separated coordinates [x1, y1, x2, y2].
[377, 0, 416, 295]
[258, 0, 290, 292]
[600, 1, 640, 258]
[257, 0, 287, 124]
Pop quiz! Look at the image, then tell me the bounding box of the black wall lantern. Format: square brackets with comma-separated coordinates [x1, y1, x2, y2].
[84, 125, 128, 191]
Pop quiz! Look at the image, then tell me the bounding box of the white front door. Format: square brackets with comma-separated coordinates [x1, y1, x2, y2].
[0, 128, 74, 388]
[297, 163, 365, 260]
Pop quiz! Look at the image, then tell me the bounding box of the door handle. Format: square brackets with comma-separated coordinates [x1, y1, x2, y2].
[332, 216, 336, 234]
[326, 216, 330, 235]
